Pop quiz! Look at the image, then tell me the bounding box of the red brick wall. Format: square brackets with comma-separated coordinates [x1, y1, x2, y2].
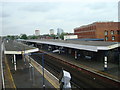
[74, 22, 120, 42]
[96, 22, 120, 42]
[74, 24, 96, 39]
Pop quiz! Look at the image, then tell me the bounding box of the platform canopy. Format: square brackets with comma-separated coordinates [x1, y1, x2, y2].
[19, 39, 120, 52]
[4, 40, 39, 55]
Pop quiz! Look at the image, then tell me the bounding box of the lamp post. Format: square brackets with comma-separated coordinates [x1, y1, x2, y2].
[27, 52, 45, 88]
[25, 49, 61, 88]
[42, 54, 45, 88]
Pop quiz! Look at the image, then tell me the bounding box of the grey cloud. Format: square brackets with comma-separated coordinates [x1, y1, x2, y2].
[22, 2, 59, 12]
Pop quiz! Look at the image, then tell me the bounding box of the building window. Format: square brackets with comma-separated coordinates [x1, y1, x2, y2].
[105, 36, 108, 41]
[112, 36, 115, 41]
[104, 31, 108, 35]
[111, 30, 114, 35]
[117, 30, 120, 35]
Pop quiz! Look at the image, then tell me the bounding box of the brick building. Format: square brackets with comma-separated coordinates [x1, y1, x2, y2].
[74, 22, 120, 42]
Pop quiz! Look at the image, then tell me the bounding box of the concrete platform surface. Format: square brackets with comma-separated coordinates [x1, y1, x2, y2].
[6, 54, 54, 89]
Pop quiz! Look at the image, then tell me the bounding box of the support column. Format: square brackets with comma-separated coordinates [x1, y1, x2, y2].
[68, 49, 71, 54]
[29, 64, 32, 80]
[75, 51, 77, 60]
[11, 57, 13, 64]
[32, 66, 35, 85]
[41, 44, 42, 49]
[42, 54, 45, 88]
[104, 51, 108, 71]
[14, 54, 17, 71]
[29, 63, 35, 85]
[59, 47, 61, 54]
[104, 56, 107, 70]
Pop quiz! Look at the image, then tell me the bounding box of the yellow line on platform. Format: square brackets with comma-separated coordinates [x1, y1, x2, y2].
[5, 56, 16, 89]
[25, 55, 59, 89]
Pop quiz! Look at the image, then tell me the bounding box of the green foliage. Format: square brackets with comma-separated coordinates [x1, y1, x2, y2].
[59, 33, 67, 40]
[20, 34, 28, 39]
[28, 35, 38, 39]
[50, 34, 56, 38]
[6, 35, 19, 40]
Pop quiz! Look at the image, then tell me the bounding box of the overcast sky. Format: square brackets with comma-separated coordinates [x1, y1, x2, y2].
[0, 0, 119, 36]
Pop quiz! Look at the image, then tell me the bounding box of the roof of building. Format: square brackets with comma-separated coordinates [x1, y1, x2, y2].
[74, 22, 120, 30]
[4, 40, 39, 54]
[20, 39, 120, 52]
[66, 38, 104, 41]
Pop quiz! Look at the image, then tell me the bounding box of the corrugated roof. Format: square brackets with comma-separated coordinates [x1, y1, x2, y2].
[20, 39, 119, 52]
[4, 40, 39, 54]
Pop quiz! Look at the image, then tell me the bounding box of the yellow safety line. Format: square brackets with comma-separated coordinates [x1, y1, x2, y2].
[25, 56, 59, 88]
[31, 61, 59, 88]
[5, 56, 16, 89]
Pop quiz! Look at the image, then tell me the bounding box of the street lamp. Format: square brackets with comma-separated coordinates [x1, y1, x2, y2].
[25, 49, 62, 88]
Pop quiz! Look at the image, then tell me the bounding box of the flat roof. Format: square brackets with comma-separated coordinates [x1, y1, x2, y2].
[4, 40, 39, 54]
[20, 39, 120, 52]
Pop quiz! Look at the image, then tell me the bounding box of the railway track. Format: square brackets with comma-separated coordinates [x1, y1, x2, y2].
[30, 51, 119, 88]
[30, 54, 81, 89]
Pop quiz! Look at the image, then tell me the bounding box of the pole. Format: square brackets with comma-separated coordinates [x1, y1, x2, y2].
[29, 64, 32, 80]
[59, 47, 61, 54]
[24, 47, 26, 66]
[42, 54, 45, 89]
[75, 51, 77, 60]
[69, 49, 71, 54]
[104, 56, 107, 71]
[14, 54, 17, 71]
[32, 66, 35, 85]
[104, 51, 108, 71]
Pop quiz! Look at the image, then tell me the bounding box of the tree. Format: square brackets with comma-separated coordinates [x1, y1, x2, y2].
[59, 33, 67, 40]
[6, 35, 15, 40]
[20, 34, 28, 39]
[50, 34, 56, 39]
[29, 35, 38, 39]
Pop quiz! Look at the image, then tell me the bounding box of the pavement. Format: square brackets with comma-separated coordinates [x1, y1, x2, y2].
[5, 54, 54, 89]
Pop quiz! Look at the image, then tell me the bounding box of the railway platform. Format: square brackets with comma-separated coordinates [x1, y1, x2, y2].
[2, 40, 56, 89]
[40, 49, 119, 82]
[5, 54, 54, 88]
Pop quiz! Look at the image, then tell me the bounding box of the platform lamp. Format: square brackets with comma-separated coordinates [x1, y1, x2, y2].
[26, 52, 45, 89]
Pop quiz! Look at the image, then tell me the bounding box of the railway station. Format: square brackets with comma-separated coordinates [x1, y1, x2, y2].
[21, 39, 120, 66]
[1, 1, 120, 89]
[19, 39, 120, 88]
[2, 40, 57, 88]
[1, 39, 120, 89]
